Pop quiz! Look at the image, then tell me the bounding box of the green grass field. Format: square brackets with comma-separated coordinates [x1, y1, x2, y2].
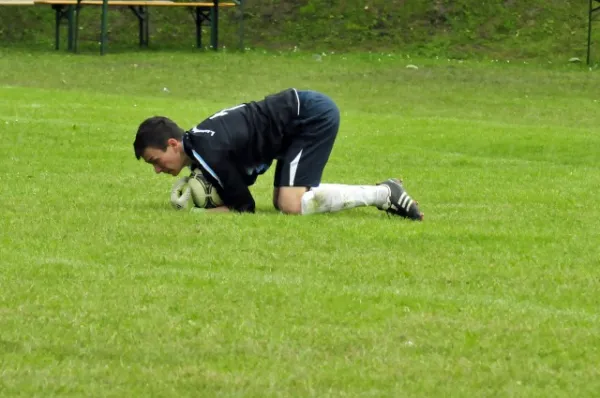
[1, 48, 599, 397]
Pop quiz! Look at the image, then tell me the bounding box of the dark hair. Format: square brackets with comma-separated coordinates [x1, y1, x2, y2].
[133, 116, 184, 159]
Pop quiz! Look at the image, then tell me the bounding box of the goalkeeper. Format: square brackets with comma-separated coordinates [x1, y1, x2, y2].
[132, 88, 423, 220]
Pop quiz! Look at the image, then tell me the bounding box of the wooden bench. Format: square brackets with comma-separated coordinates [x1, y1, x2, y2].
[0, 0, 35, 5]
[588, 0, 600, 64]
[0, 0, 241, 54]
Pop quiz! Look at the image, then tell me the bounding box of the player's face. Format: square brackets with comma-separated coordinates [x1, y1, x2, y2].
[141, 139, 185, 176]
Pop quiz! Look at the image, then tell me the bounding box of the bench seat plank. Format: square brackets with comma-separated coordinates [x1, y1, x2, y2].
[34, 0, 235, 7]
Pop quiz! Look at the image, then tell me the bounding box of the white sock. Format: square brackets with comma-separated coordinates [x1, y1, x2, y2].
[300, 184, 389, 215]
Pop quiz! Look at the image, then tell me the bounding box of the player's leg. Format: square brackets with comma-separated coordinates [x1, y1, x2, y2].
[274, 186, 309, 214]
[274, 185, 385, 215]
[275, 160, 423, 219]
[298, 179, 423, 221]
[272, 89, 337, 214]
[275, 173, 395, 216]
[301, 183, 390, 214]
[273, 187, 307, 212]
[273, 90, 423, 219]
[272, 90, 386, 214]
[273, 145, 317, 214]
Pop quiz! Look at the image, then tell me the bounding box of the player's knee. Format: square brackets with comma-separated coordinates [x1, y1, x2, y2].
[276, 194, 303, 214]
[276, 187, 308, 215]
[276, 198, 302, 214]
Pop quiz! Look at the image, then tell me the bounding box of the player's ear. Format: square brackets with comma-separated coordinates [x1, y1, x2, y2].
[166, 138, 179, 149]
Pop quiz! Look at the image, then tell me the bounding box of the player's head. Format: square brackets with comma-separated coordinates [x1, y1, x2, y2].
[133, 116, 189, 176]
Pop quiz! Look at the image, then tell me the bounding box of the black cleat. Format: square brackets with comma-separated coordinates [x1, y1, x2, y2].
[377, 178, 424, 221]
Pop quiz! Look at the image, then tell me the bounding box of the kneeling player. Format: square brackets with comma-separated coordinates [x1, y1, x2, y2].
[133, 88, 423, 221]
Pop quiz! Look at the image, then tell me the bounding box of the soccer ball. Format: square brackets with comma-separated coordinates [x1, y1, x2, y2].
[188, 169, 223, 209]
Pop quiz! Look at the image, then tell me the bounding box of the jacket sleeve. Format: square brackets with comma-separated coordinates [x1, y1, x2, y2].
[193, 155, 256, 213]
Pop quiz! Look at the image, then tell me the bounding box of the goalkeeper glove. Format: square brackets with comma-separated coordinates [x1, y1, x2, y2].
[170, 176, 191, 210]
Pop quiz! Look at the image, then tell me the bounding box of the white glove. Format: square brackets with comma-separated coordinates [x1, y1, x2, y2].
[170, 176, 191, 210]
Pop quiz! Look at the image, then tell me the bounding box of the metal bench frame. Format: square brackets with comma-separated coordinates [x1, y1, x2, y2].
[587, 0, 600, 64]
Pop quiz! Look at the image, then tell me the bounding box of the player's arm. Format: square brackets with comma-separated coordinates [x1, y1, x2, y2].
[204, 206, 230, 213]
[185, 130, 256, 213]
[197, 159, 256, 213]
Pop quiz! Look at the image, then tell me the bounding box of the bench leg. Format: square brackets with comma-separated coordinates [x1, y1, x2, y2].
[51, 5, 74, 51]
[100, 0, 108, 55]
[195, 8, 202, 48]
[128, 5, 149, 47]
[144, 7, 149, 46]
[138, 6, 143, 46]
[140, 6, 149, 47]
[73, 1, 81, 53]
[589, 0, 593, 65]
[210, 1, 218, 51]
[67, 5, 74, 51]
[238, 0, 244, 51]
[54, 6, 60, 50]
